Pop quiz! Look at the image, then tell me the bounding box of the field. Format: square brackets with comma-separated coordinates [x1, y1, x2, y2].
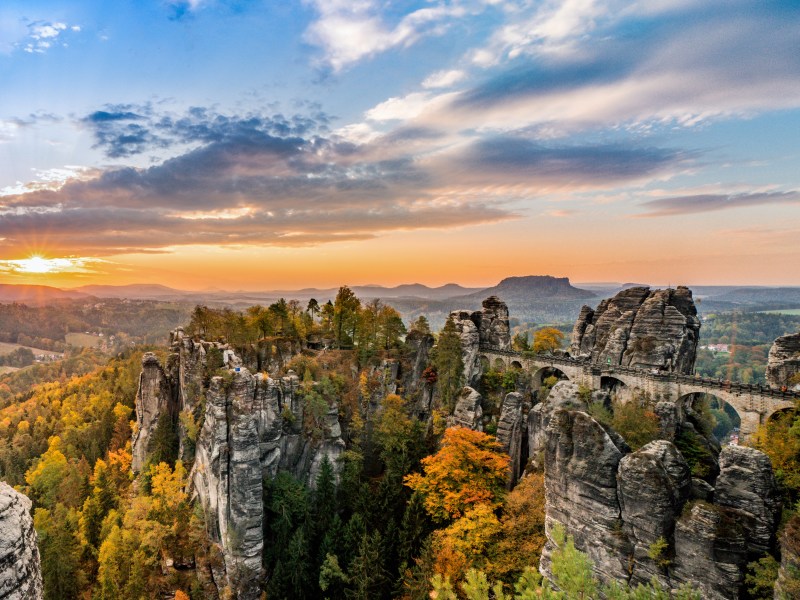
[0, 341, 60, 357]
[760, 309, 800, 316]
[65, 332, 103, 348]
[0, 366, 19, 375]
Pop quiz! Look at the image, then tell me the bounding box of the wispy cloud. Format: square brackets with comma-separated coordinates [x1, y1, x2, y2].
[637, 191, 800, 217]
[19, 20, 81, 54]
[303, 0, 496, 72]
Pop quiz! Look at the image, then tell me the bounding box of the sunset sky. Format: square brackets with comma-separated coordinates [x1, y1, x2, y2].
[0, 0, 799, 290]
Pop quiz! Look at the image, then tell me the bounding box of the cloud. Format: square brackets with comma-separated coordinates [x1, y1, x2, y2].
[422, 69, 467, 89]
[81, 105, 331, 158]
[19, 20, 81, 54]
[430, 137, 693, 188]
[637, 191, 800, 217]
[0, 104, 696, 256]
[404, 2, 800, 136]
[303, 0, 492, 72]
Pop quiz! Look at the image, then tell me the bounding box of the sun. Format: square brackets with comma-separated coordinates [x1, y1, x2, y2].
[16, 255, 56, 274]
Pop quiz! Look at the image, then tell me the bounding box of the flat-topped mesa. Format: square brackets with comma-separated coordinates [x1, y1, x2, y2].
[0, 483, 43, 600]
[766, 331, 800, 390]
[450, 296, 511, 386]
[570, 286, 700, 374]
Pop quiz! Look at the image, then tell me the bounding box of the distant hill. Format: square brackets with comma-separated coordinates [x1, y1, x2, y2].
[74, 284, 189, 300]
[454, 276, 595, 303]
[712, 287, 800, 305]
[0, 284, 86, 304]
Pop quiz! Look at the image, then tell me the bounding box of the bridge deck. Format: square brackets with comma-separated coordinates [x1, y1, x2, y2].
[479, 345, 800, 402]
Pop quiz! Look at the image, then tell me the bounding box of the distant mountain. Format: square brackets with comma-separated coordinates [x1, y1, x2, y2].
[0, 284, 86, 304]
[74, 284, 189, 300]
[354, 283, 482, 300]
[454, 275, 595, 303]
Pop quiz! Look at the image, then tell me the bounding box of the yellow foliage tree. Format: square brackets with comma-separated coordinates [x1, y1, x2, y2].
[532, 328, 565, 354]
[405, 427, 510, 523]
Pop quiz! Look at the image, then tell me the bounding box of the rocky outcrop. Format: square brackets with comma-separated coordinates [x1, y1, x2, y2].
[570, 286, 700, 374]
[449, 310, 482, 387]
[135, 333, 345, 599]
[0, 483, 42, 600]
[541, 409, 631, 584]
[671, 501, 749, 599]
[497, 392, 529, 485]
[450, 296, 511, 386]
[527, 381, 588, 459]
[539, 386, 780, 598]
[714, 446, 780, 555]
[448, 387, 483, 430]
[476, 296, 511, 349]
[617, 441, 691, 588]
[766, 331, 800, 389]
[132, 352, 177, 472]
[775, 515, 800, 599]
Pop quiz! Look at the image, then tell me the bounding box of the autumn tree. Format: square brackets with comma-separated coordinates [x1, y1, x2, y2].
[405, 427, 509, 523]
[334, 286, 361, 348]
[511, 332, 530, 352]
[532, 327, 565, 354]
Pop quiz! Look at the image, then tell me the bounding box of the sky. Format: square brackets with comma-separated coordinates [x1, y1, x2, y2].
[0, 0, 799, 290]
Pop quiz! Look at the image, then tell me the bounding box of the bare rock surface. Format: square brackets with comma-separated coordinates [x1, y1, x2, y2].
[449, 296, 511, 386]
[497, 392, 528, 485]
[448, 386, 483, 430]
[570, 286, 700, 374]
[671, 501, 748, 600]
[766, 331, 800, 389]
[715, 446, 780, 555]
[0, 483, 42, 600]
[617, 440, 691, 588]
[132, 352, 177, 472]
[541, 409, 631, 585]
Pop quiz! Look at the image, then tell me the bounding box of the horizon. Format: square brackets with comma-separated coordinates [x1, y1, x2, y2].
[1, 1, 799, 289]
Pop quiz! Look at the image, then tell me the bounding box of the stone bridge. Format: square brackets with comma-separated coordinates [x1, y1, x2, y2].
[479, 345, 799, 438]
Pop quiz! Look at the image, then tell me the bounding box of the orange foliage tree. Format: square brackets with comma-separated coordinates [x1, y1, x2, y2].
[405, 427, 510, 523]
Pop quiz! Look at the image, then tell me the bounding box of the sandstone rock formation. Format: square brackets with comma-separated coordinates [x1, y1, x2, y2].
[0, 483, 42, 600]
[775, 515, 800, 599]
[671, 500, 749, 599]
[541, 409, 631, 584]
[617, 440, 691, 588]
[570, 286, 700, 374]
[447, 386, 483, 430]
[134, 333, 345, 599]
[766, 331, 800, 389]
[540, 396, 780, 598]
[449, 296, 511, 386]
[714, 445, 780, 555]
[527, 381, 588, 459]
[496, 392, 529, 485]
[132, 352, 177, 472]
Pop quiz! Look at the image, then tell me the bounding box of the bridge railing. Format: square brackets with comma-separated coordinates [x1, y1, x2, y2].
[478, 345, 800, 401]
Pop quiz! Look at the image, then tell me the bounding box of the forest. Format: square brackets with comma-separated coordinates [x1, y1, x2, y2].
[0, 290, 797, 599]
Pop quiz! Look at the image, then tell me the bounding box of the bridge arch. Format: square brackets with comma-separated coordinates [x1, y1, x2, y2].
[510, 360, 523, 370]
[532, 365, 570, 390]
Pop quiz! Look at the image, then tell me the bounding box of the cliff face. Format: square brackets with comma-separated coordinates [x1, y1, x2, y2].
[133, 331, 345, 599]
[0, 483, 43, 600]
[540, 400, 780, 599]
[766, 331, 800, 389]
[132, 353, 177, 472]
[570, 286, 700, 374]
